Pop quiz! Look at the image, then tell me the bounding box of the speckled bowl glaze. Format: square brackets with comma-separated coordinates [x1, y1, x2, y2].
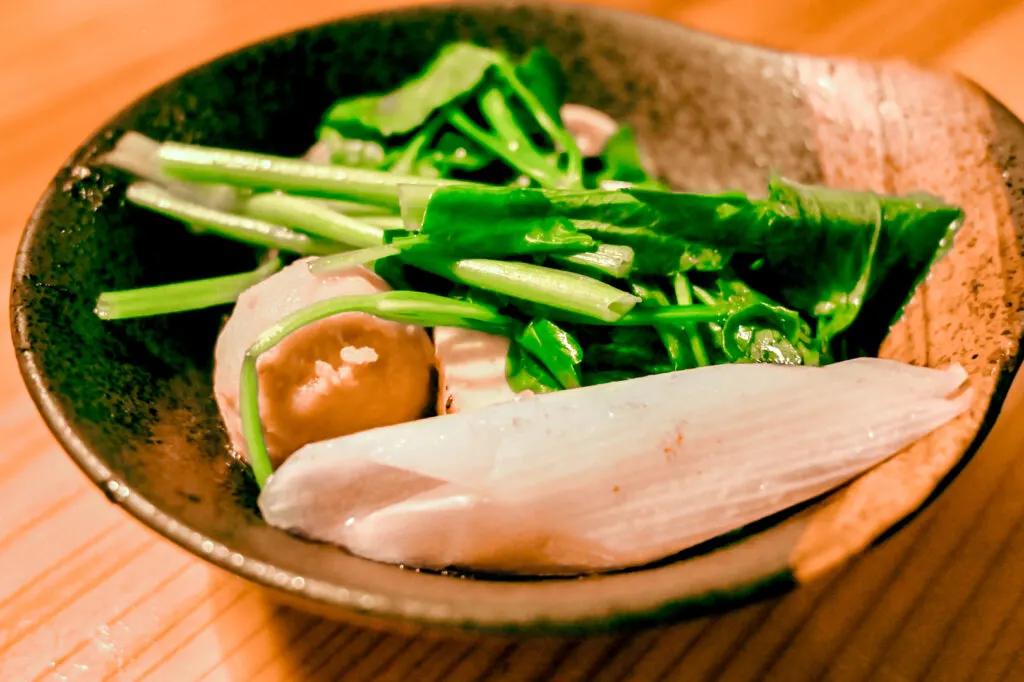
[12, 1, 1024, 635]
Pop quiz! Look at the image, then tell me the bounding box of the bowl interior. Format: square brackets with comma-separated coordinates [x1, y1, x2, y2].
[13, 2, 1024, 633]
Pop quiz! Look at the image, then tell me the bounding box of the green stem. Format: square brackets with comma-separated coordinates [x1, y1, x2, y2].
[95, 256, 282, 320]
[240, 291, 517, 486]
[673, 274, 711, 366]
[449, 111, 562, 189]
[496, 61, 584, 188]
[359, 215, 407, 230]
[306, 197, 396, 217]
[158, 142, 458, 207]
[630, 281, 687, 370]
[389, 115, 445, 175]
[551, 244, 635, 279]
[308, 244, 404, 275]
[690, 285, 716, 305]
[126, 183, 336, 255]
[421, 258, 639, 323]
[479, 87, 542, 155]
[237, 192, 385, 248]
[240, 358, 270, 485]
[614, 303, 732, 326]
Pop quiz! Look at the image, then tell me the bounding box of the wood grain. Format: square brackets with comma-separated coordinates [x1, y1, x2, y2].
[3, 0, 1024, 680]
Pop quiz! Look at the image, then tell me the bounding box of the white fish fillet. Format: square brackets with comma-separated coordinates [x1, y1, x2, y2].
[259, 358, 971, 574]
[433, 327, 520, 415]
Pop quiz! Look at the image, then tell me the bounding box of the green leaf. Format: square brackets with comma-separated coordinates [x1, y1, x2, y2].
[506, 340, 562, 394]
[373, 257, 413, 291]
[678, 242, 732, 272]
[698, 278, 819, 366]
[516, 319, 583, 389]
[514, 47, 567, 124]
[499, 54, 582, 187]
[593, 126, 665, 189]
[407, 186, 598, 258]
[323, 43, 501, 137]
[449, 109, 565, 188]
[432, 218, 596, 257]
[751, 175, 962, 353]
[620, 177, 960, 357]
[413, 185, 734, 274]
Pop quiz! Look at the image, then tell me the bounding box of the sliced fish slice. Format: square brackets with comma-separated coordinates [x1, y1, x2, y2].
[433, 326, 520, 415]
[259, 358, 971, 574]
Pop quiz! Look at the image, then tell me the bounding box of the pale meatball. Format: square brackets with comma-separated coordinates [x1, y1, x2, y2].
[214, 258, 435, 467]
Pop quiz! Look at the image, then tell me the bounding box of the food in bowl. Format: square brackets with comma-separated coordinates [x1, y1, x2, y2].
[94, 42, 970, 574]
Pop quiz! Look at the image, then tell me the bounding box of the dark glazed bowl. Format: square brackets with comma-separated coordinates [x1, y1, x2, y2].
[12, 1, 1024, 634]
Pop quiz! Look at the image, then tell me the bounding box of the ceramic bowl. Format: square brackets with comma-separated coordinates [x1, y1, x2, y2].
[13, 1, 1024, 634]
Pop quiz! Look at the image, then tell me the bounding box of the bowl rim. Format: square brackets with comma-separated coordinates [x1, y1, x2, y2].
[11, 0, 1024, 635]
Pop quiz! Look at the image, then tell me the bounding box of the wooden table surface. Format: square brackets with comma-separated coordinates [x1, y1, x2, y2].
[4, 1, 1024, 680]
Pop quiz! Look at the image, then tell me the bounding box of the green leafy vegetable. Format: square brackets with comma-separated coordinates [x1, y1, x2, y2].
[673, 273, 710, 367]
[630, 279, 687, 370]
[694, 278, 819, 366]
[408, 190, 598, 258]
[751, 175, 962, 353]
[549, 244, 635, 279]
[450, 110, 564, 188]
[403, 185, 735, 274]
[506, 340, 562, 394]
[593, 126, 665, 190]
[514, 47, 567, 124]
[323, 43, 499, 137]
[95, 256, 282, 320]
[479, 86, 540, 154]
[516, 319, 584, 389]
[580, 326, 673, 382]
[126, 182, 337, 255]
[494, 59, 583, 186]
[420, 258, 641, 323]
[159, 143, 457, 207]
[389, 115, 447, 175]
[237, 192, 385, 248]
